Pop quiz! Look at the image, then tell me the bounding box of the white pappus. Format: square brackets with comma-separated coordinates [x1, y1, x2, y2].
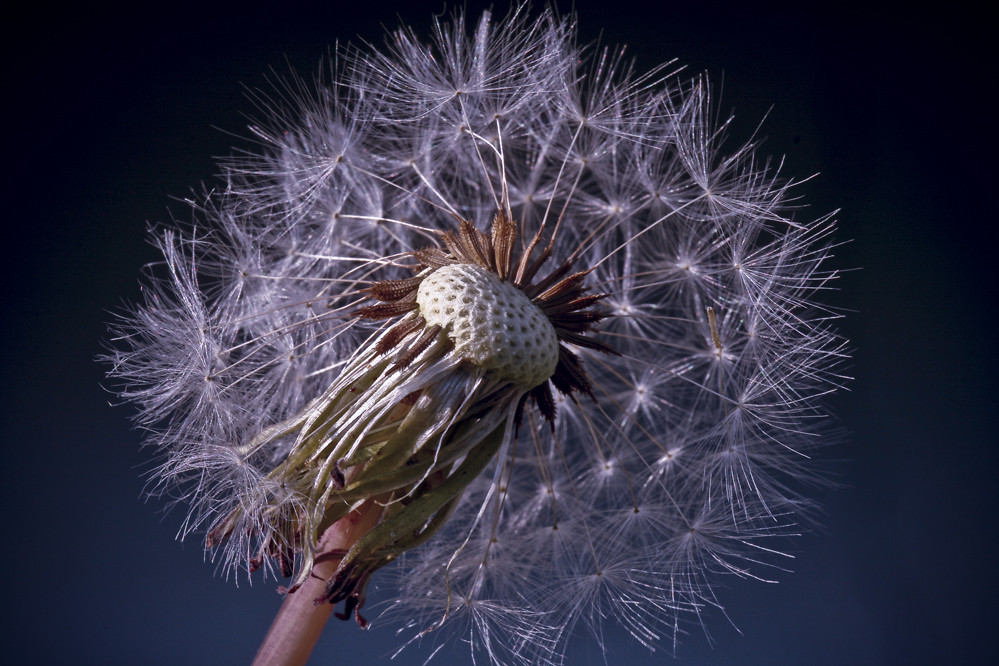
[106, 5, 848, 665]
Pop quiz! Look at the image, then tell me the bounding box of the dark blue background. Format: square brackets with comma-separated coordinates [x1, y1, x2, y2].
[3, 1, 993, 663]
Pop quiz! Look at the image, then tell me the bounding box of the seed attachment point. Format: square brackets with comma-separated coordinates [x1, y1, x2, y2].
[417, 263, 559, 389]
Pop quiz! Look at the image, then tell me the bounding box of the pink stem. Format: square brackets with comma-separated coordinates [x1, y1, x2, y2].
[252, 502, 382, 666]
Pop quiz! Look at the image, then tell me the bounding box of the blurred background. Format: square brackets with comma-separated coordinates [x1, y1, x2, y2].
[3, 1, 994, 663]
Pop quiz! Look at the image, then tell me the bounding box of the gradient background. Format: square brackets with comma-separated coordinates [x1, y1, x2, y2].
[3, 1, 994, 663]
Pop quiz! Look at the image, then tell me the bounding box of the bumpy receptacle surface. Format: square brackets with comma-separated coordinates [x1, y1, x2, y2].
[417, 264, 558, 389]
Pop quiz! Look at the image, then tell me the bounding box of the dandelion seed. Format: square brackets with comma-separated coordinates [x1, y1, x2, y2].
[105, 5, 847, 665]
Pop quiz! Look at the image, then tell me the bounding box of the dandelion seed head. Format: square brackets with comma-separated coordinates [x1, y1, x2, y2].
[105, 4, 848, 664]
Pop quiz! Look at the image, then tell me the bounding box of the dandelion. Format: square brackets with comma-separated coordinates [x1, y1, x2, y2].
[106, 5, 847, 665]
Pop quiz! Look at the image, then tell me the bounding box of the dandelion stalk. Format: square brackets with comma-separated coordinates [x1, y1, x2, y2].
[253, 501, 383, 666]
